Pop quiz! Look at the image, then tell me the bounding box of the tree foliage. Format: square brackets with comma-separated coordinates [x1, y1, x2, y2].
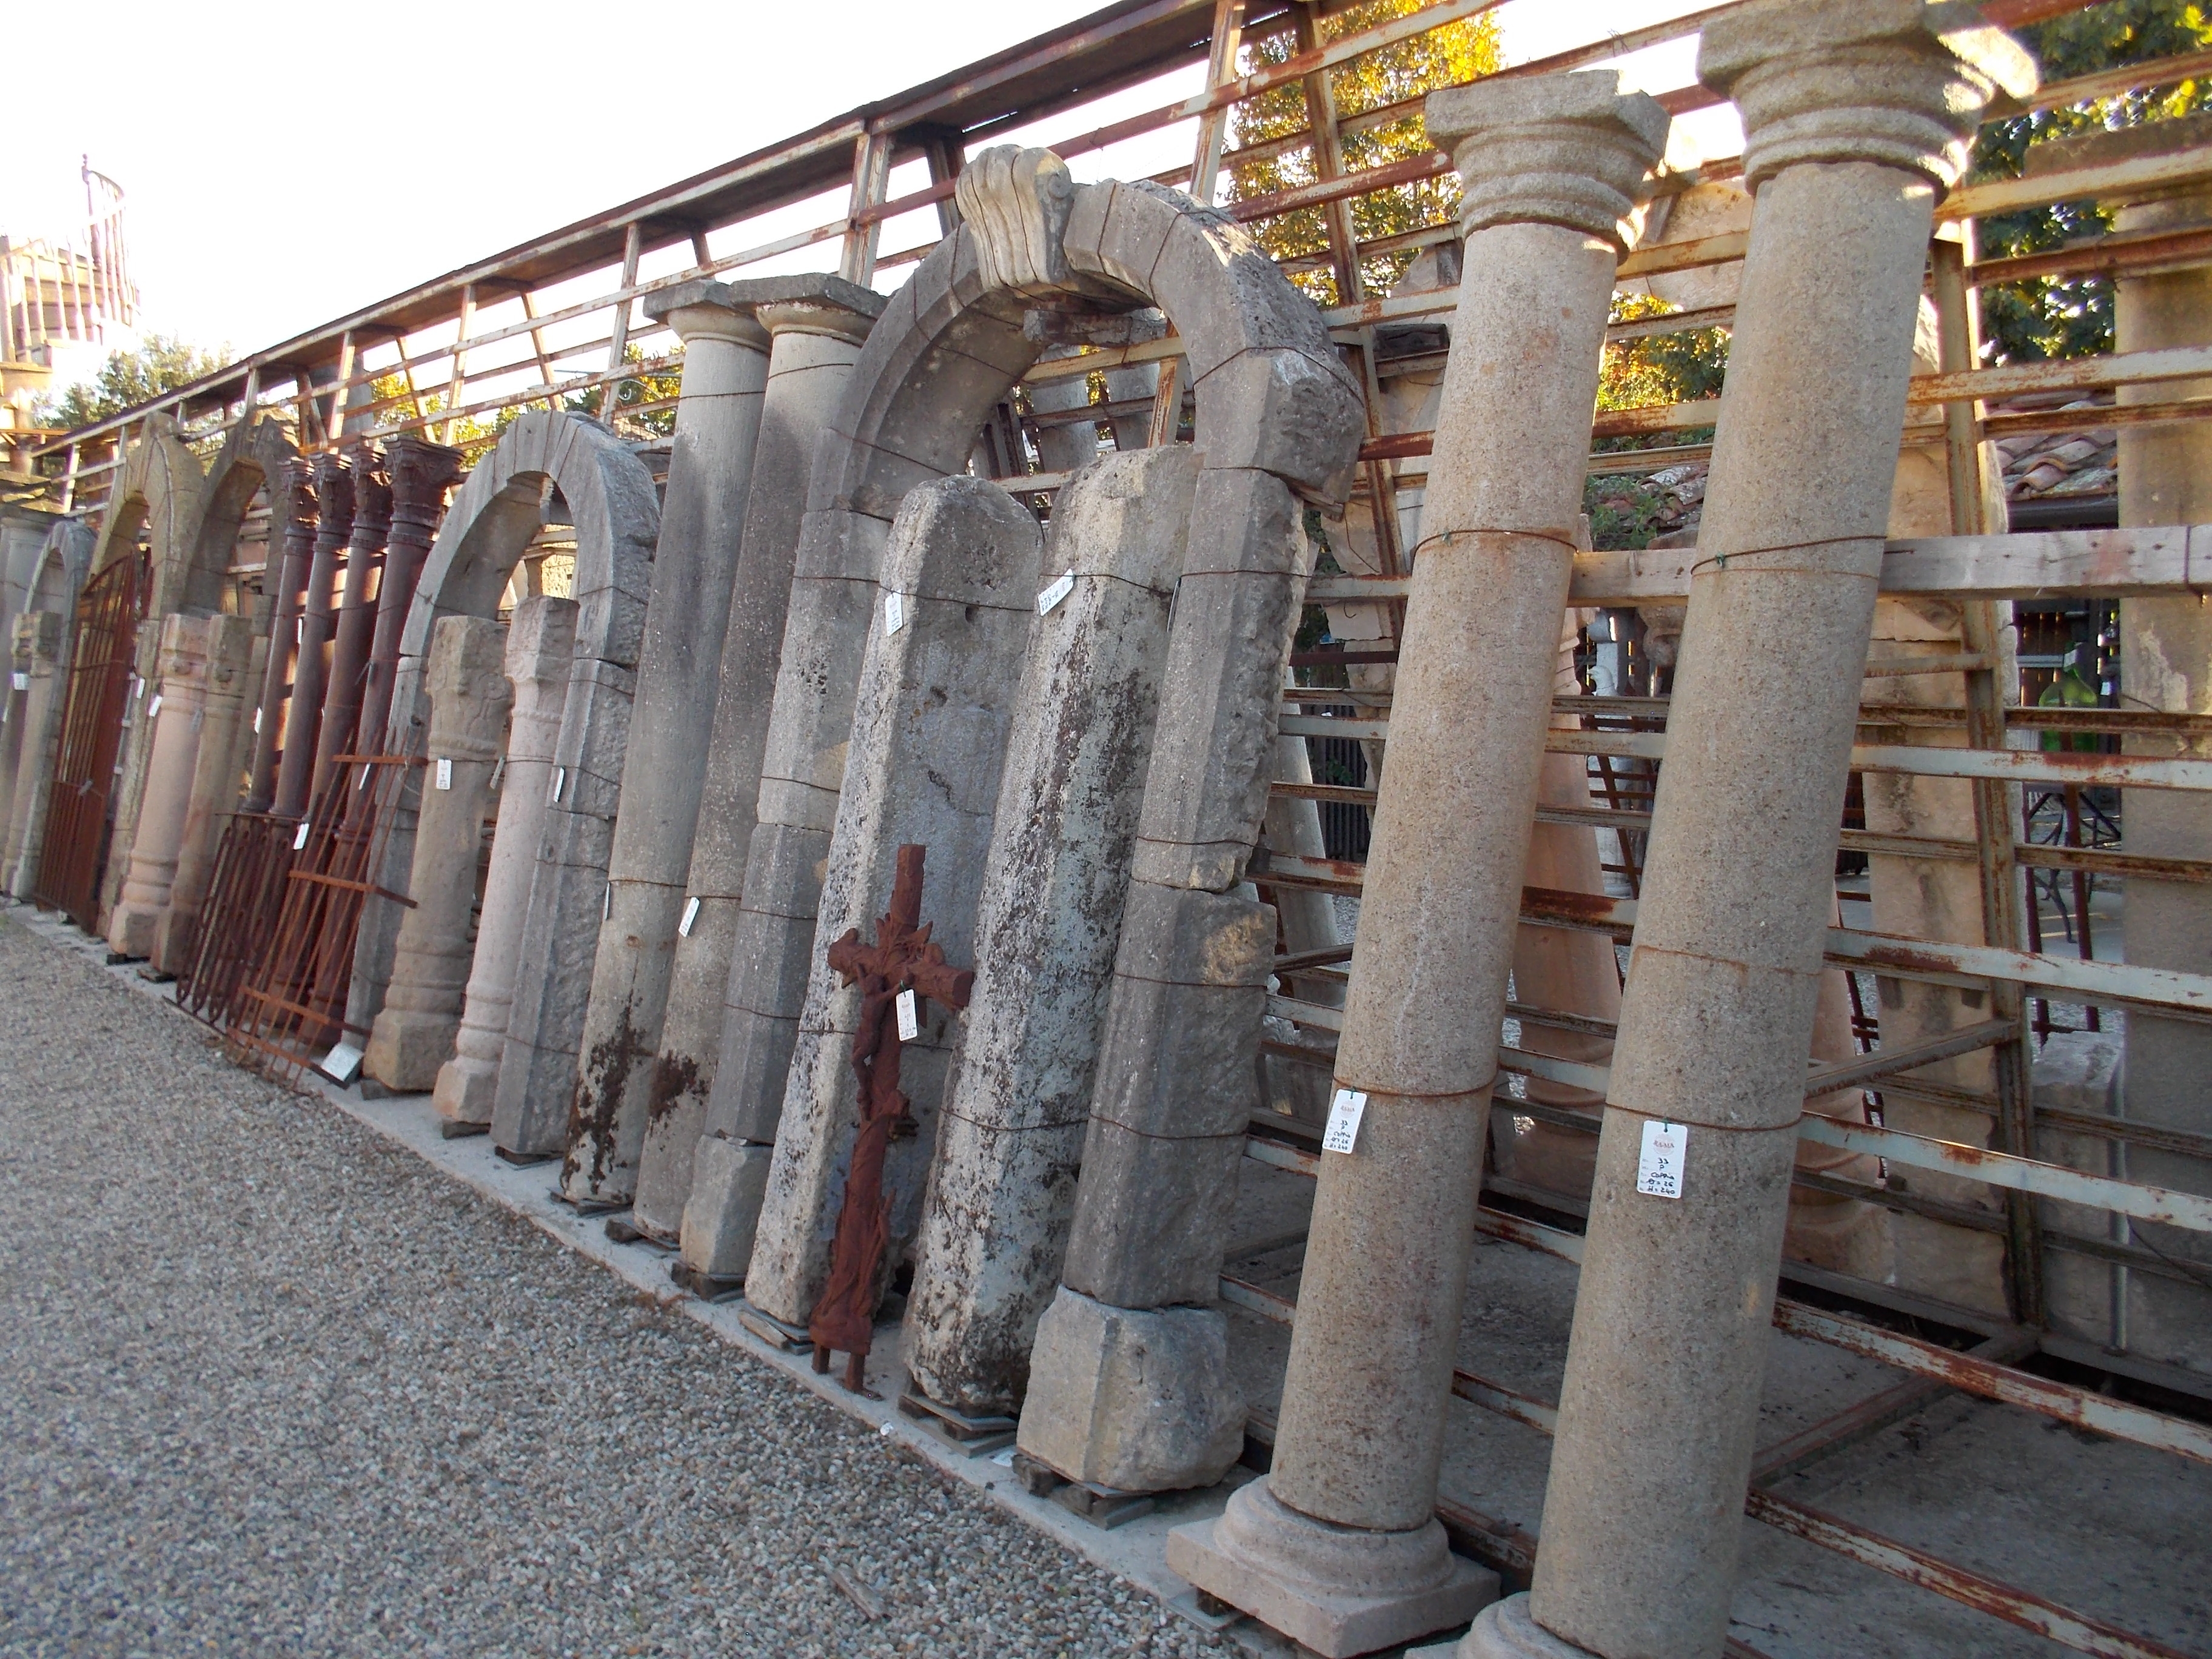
[35, 333, 230, 431]
[1971, 0, 2212, 363]
[1227, 0, 1503, 303]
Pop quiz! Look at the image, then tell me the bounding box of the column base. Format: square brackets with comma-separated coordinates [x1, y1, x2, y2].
[432, 1051, 498, 1128]
[678, 1135, 776, 1279]
[1168, 1480, 1495, 1658]
[1014, 1286, 1244, 1494]
[363, 1008, 462, 1094]
[106, 900, 159, 961]
[1407, 1594, 1597, 1659]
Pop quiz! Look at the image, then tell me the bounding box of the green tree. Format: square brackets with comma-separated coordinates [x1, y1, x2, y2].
[1971, 0, 2212, 363]
[1227, 0, 1504, 303]
[35, 333, 231, 430]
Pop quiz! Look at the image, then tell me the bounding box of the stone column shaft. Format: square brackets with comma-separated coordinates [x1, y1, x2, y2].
[308, 455, 392, 790]
[359, 438, 461, 759]
[1170, 73, 1664, 1659]
[4, 611, 66, 899]
[150, 614, 255, 975]
[273, 457, 353, 817]
[247, 463, 318, 811]
[632, 278, 885, 1245]
[562, 285, 772, 1204]
[1458, 13, 2034, 1658]
[106, 614, 218, 959]
[364, 615, 514, 1091]
[433, 597, 577, 1130]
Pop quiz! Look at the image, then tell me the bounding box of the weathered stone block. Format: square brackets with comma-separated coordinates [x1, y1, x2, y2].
[1057, 1120, 1251, 1310]
[1190, 349, 1365, 501]
[679, 1135, 779, 1280]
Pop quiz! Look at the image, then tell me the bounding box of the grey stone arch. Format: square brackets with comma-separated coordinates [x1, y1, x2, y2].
[346, 411, 659, 1148]
[720, 147, 1362, 1317]
[2, 515, 97, 897]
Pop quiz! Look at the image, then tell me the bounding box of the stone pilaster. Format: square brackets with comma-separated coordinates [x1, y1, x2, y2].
[364, 615, 514, 1091]
[150, 614, 255, 976]
[631, 275, 885, 1246]
[560, 284, 773, 1204]
[1442, 10, 2034, 1657]
[2, 610, 65, 899]
[106, 614, 218, 959]
[432, 596, 577, 1131]
[1168, 70, 1665, 1658]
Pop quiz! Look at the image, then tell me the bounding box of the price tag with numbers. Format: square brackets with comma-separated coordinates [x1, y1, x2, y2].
[293, 821, 311, 850]
[679, 896, 701, 937]
[1637, 1120, 1686, 1199]
[1036, 571, 1075, 615]
[1322, 1088, 1368, 1155]
[895, 988, 919, 1042]
[884, 591, 906, 636]
[435, 757, 453, 791]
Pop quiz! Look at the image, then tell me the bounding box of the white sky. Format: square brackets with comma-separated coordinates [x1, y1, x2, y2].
[8, 0, 1741, 382]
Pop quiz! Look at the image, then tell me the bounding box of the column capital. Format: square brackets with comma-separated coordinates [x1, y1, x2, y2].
[344, 446, 395, 545]
[1427, 70, 1670, 251]
[311, 451, 355, 532]
[1700, 0, 2036, 193]
[643, 281, 773, 352]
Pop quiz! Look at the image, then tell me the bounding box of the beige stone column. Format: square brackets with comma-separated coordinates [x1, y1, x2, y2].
[3, 611, 65, 899]
[364, 615, 514, 1091]
[0, 616, 39, 849]
[1446, 10, 2033, 1658]
[431, 597, 576, 1131]
[106, 614, 217, 959]
[150, 614, 255, 976]
[1167, 72, 1667, 1659]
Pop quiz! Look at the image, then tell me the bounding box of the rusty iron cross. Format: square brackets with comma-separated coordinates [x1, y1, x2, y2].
[809, 843, 973, 1392]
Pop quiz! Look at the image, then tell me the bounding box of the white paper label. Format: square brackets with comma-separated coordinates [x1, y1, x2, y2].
[318, 1041, 363, 1084]
[146, 694, 163, 720]
[435, 757, 453, 791]
[10, 671, 27, 691]
[883, 591, 905, 636]
[1037, 570, 1076, 615]
[489, 755, 506, 793]
[252, 706, 263, 734]
[296, 616, 304, 643]
[1322, 1088, 1368, 1155]
[679, 896, 701, 937]
[130, 675, 142, 700]
[1636, 1120, 1686, 1199]
[603, 882, 613, 921]
[293, 821, 311, 850]
[551, 766, 566, 803]
[895, 988, 919, 1043]
[357, 762, 372, 791]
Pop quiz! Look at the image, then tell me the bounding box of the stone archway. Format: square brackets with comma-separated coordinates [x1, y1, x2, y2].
[695, 149, 1365, 1412]
[347, 411, 660, 1155]
[1, 517, 96, 898]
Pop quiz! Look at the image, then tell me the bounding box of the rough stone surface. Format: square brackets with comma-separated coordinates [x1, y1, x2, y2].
[149, 615, 255, 977]
[106, 614, 216, 960]
[742, 476, 1041, 1330]
[1015, 1287, 1244, 1493]
[903, 446, 1196, 1418]
[0, 914, 1230, 1659]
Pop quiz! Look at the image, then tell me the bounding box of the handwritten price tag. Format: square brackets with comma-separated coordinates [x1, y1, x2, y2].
[435, 757, 453, 791]
[1637, 1120, 1686, 1199]
[679, 896, 701, 937]
[1037, 571, 1075, 615]
[896, 988, 919, 1042]
[1322, 1088, 1368, 1155]
[884, 592, 906, 636]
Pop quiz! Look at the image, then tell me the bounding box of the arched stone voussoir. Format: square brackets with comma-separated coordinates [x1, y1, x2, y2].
[189, 417, 296, 592]
[89, 414, 212, 618]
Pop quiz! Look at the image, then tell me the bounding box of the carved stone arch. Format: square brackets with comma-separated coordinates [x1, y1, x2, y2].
[87, 413, 212, 618]
[348, 411, 660, 1141]
[189, 416, 297, 603]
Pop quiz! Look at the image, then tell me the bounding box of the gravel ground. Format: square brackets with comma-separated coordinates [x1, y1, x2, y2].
[0, 911, 1226, 1659]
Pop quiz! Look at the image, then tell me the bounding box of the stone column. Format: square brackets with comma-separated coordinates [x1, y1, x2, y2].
[902, 446, 1196, 1418]
[3, 611, 65, 899]
[1168, 73, 1664, 1658]
[736, 476, 1041, 1333]
[561, 284, 772, 1204]
[364, 615, 514, 1091]
[308, 452, 392, 788]
[106, 615, 219, 959]
[247, 462, 318, 811]
[361, 438, 464, 757]
[150, 614, 255, 976]
[1446, 12, 2033, 1658]
[273, 456, 353, 817]
[432, 597, 577, 1131]
[632, 275, 885, 1245]
[0, 622, 32, 846]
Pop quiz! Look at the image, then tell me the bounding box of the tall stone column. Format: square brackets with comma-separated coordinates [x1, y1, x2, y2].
[632, 275, 885, 1246]
[561, 284, 772, 1204]
[273, 456, 353, 817]
[364, 615, 514, 1091]
[3, 611, 65, 899]
[247, 462, 319, 811]
[432, 597, 577, 1131]
[308, 452, 392, 788]
[736, 476, 1041, 1332]
[902, 446, 1196, 1418]
[106, 615, 219, 959]
[1446, 12, 2033, 1658]
[1168, 73, 1664, 1658]
[0, 622, 33, 846]
[150, 614, 255, 976]
[361, 438, 464, 757]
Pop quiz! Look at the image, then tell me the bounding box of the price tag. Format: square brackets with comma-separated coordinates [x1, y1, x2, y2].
[895, 988, 919, 1042]
[10, 671, 27, 691]
[489, 755, 506, 793]
[883, 591, 905, 636]
[1636, 1120, 1686, 1199]
[293, 821, 312, 850]
[130, 675, 142, 700]
[318, 1042, 364, 1085]
[252, 706, 263, 734]
[296, 616, 304, 643]
[357, 762, 372, 791]
[679, 896, 701, 937]
[1322, 1088, 1368, 1155]
[435, 757, 453, 791]
[550, 766, 566, 803]
[1036, 570, 1075, 615]
[146, 694, 163, 720]
[603, 882, 613, 921]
